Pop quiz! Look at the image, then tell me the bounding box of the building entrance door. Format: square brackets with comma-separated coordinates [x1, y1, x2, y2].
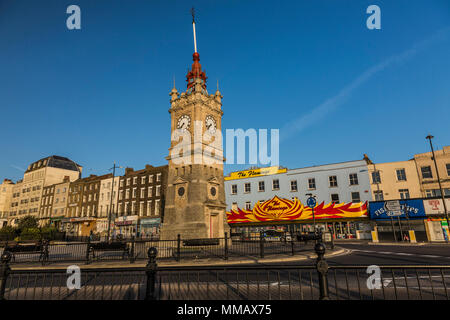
[209, 213, 220, 238]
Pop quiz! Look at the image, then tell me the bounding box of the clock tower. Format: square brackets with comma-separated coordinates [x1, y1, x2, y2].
[160, 14, 229, 240]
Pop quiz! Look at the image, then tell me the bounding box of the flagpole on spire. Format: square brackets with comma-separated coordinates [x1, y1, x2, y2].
[191, 7, 197, 53]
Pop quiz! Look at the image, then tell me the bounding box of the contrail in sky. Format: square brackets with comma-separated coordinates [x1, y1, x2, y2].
[280, 26, 450, 142]
[10, 165, 25, 172]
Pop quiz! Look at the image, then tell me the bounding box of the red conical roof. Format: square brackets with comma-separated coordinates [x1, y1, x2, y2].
[186, 52, 207, 90]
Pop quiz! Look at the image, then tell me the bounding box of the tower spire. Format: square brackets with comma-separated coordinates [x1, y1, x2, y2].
[186, 7, 207, 90]
[191, 7, 197, 53]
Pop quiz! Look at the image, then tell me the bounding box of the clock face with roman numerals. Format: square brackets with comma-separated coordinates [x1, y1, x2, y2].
[205, 115, 216, 134]
[177, 115, 191, 131]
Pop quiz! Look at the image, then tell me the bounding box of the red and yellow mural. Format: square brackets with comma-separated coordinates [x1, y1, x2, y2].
[227, 196, 368, 224]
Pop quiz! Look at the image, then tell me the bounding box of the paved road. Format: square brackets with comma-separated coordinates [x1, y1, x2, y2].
[325, 243, 450, 265]
[252, 242, 450, 266]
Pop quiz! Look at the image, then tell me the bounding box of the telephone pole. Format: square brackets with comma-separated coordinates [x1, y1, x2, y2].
[426, 135, 450, 240]
[107, 161, 122, 241]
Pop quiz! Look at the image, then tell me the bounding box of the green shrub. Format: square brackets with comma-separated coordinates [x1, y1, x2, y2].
[0, 226, 19, 241]
[20, 227, 41, 241]
[40, 226, 58, 240]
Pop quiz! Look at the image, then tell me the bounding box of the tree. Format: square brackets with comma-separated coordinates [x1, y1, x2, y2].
[18, 215, 39, 231]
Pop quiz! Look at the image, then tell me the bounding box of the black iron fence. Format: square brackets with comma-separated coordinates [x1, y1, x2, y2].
[1, 245, 449, 300]
[0, 233, 318, 265]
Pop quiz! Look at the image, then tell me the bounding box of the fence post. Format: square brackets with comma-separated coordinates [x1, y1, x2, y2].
[0, 251, 11, 300]
[145, 247, 158, 300]
[176, 234, 181, 262]
[42, 239, 49, 266]
[130, 236, 136, 264]
[224, 232, 229, 260]
[259, 232, 265, 258]
[330, 231, 335, 250]
[315, 240, 330, 300]
[85, 237, 91, 265]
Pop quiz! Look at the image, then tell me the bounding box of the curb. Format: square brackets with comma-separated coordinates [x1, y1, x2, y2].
[367, 242, 428, 246]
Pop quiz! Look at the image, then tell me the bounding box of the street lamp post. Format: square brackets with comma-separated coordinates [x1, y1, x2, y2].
[107, 161, 123, 242]
[426, 135, 450, 240]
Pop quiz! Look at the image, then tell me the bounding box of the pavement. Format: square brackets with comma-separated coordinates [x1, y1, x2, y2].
[9, 246, 349, 271]
[332, 239, 450, 246]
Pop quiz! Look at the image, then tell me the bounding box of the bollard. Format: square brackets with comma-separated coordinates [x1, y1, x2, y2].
[224, 232, 229, 260]
[291, 239, 295, 256]
[259, 232, 265, 258]
[0, 251, 11, 300]
[145, 247, 158, 300]
[176, 234, 181, 262]
[130, 236, 136, 264]
[85, 237, 91, 265]
[314, 241, 330, 300]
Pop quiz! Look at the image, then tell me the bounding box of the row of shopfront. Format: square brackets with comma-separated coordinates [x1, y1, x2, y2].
[226, 196, 450, 243]
[59, 216, 161, 238]
[52, 196, 450, 242]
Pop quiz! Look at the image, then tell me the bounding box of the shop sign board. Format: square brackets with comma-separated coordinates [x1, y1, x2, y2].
[423, 198, 450, 215]
[369, 199, 426, 220]
[140, 218, 161, 225]
[227, 196, 368, 224]
[115, 215, 138, 226]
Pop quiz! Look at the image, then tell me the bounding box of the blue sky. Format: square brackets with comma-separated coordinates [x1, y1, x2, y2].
[1, 0, 449, 181]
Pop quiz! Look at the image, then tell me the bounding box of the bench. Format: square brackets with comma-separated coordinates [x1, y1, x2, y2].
[182, 239, 220, 246]
[88, 241, 130, 260]
[4, 240, 49, 263]
[296, 232, 321, 243]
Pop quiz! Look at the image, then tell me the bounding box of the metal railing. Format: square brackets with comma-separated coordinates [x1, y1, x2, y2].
[1, 245, 450, 300]
[0, 233, 315, 265]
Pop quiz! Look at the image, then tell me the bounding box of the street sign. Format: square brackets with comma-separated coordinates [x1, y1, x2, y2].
[384, 200, 402, 216]
[307, 197, 316, 208]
